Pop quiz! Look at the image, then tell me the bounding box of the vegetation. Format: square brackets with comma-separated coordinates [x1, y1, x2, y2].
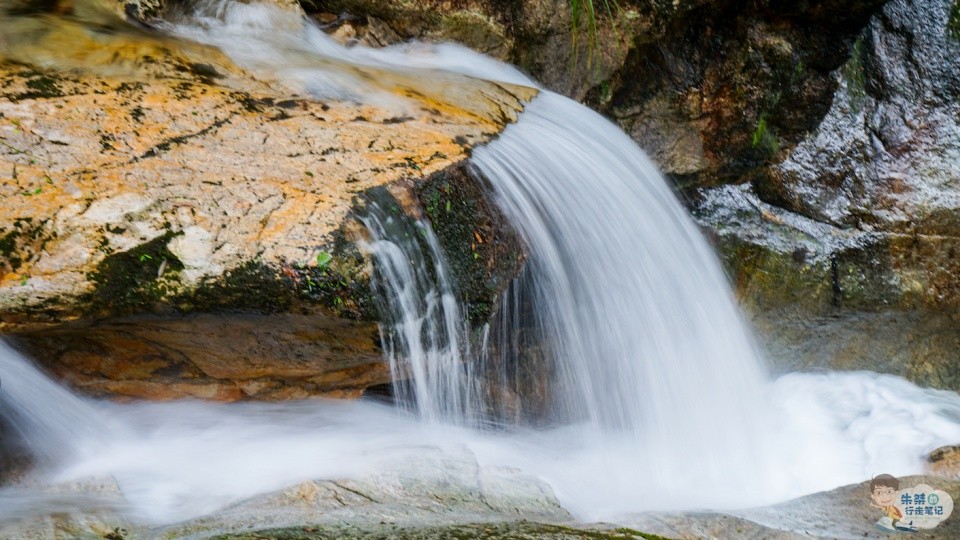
[842, 37, 868, 111]
[751, 114, 779, 155]
[570, 0, 620, 64]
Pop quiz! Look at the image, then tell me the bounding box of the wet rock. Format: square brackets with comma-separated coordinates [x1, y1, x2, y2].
[164, 448, 571, 537]
[592, 0, 886, 184]
[0, 478, 134, 540]
[295, 1, 890, 186]
[0, 450, 575, 539]
[694, 184, 960, 390]
[755, 0, 960, 234]
[693, 0, 960, 390]
[299, 0, 644, 99]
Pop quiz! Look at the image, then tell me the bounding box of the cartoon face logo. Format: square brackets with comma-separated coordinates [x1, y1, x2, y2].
[871, 482, 898, 507]
[868, 474, 954, 533]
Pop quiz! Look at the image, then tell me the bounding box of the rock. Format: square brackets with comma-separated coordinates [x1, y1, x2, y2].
[163, 448, 571, 537]
[298, 0, 643, 99]
[623, 475, 960, 539]
[693, 0, 960, 390]
[928, 445, 960, 480]
[592, 0, 887, 184]
[755, 0, 960, 234]
[0, 7, 536, 400]
[0, 449, 576, 539]
[94, 1, 894, 185]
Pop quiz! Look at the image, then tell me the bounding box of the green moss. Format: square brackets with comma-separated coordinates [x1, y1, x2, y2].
[751, 114, 779, 155]
[0, 218, 42, 273]
[293, 243, 378, 321]
[0, 229, 20, 268]
[842, 37, 868, 110]
[716, 236, 832, 314]
[417, 166, 525, 326]
[4, 71, 65, 101]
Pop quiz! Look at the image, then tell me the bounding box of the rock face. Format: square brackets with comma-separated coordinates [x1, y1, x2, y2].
[594, 0, 888, 185]
[928, 445, 960, 479]
[693, 0, 960, 389]
[0, 4, 535, 400]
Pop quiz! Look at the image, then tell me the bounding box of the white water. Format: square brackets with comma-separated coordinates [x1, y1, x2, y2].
[3, 0, 960, 528]
[0, 341, 114, 465]
[474, 92, 772, 475]
[359, 203, 479, 425]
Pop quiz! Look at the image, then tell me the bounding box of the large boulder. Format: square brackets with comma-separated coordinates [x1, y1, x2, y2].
[0, 4, 535, 400]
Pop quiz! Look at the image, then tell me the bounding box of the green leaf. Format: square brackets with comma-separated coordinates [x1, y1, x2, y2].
[316, 251, 332, 268]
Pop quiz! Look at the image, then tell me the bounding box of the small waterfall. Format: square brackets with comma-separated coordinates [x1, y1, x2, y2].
[359, 203, 478, 425]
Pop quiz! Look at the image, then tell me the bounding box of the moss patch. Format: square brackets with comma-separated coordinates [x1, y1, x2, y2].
[6, 71, 65, 100]
[842, 37, 868, 110]
[292, 232, 378, 321]
[417, 165, 525, 325]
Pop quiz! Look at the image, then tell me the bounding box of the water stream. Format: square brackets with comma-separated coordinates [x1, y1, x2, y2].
[4, 0, 960, 528]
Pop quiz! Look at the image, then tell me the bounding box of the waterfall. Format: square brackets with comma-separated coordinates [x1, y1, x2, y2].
[473, 90, 771, 476]
[4, 0, 960, 526]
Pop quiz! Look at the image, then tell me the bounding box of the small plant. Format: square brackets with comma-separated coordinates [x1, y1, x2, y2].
[570, 0, 620, 64]
[316, 251, 332, 269]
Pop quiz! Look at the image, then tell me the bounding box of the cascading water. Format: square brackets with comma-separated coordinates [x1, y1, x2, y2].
[359, 203, 478, 425]
[472, 90, 772, 493]
[0, 341, 112, 465]
[5, 0, 960, 528]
